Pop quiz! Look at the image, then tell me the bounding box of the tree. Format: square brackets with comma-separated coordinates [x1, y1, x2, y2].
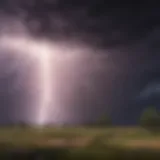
[140, 106, 160, 132]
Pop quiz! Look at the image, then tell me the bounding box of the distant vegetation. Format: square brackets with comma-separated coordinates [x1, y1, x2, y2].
[140, 106, 160, 133]
[2, 107, 160, 132]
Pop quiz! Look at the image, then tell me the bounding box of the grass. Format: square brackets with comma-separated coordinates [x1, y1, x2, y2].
[0, 126, 160, 159]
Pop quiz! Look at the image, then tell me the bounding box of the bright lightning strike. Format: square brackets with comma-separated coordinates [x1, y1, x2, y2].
[0, 31, 105, 126]
[37, 46, 52, 125]
[0, 35, 56, 126]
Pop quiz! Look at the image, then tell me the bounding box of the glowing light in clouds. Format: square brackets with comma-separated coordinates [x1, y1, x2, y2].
[0, 12, 111, 126]
[0, 12, 108, 125]
[0, 35, 57, 125]
[0, 33, 100, 125]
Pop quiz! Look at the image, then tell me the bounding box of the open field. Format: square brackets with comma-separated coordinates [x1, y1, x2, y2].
[0, 126, 160, 159]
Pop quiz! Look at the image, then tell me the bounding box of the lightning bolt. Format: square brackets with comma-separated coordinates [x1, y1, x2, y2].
[0, 35, 54, 125]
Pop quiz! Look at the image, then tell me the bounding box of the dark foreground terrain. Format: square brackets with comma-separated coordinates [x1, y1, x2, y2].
[0, 127, 160, 159]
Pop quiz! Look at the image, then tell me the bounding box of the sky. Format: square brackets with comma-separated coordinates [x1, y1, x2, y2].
[0, 1, 159, 125]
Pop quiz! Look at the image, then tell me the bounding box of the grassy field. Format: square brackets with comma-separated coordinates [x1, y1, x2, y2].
[0, 126, 160, 159]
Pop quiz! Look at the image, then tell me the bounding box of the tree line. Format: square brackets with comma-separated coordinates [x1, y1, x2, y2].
[1, 106, 160, 131]
[86, 106, 160, 132]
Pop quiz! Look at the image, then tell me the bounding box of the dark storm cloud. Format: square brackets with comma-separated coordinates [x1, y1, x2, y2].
[139, 82, 160, 100]
[0, 1, 159, 48]
[0, 1, 159, 124]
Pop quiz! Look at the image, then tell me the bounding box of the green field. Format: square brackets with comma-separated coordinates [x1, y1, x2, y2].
[0, 126, 160, 159]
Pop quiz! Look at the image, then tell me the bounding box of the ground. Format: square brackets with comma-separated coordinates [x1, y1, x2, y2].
[0, 126, 160, 159]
